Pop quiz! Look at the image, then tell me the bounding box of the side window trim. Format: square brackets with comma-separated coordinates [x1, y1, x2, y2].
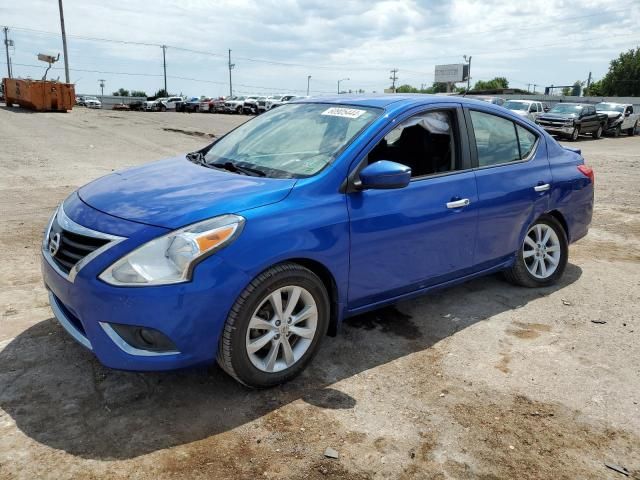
[463, 107, 541, 170]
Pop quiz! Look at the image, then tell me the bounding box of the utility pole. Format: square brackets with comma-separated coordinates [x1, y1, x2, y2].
[57, 0, 70, 83]
[389, 69, 398, 93]
[337, 78, 349, 94]
[463, 55, 472, 92]
[533, 84, 538, 94]
[307, 75, 311, 96]
[3, 27, 12, 78]
[161, 45, 167, 94]
[99, 79, 105, 98]
[228, 49, 235, 97]
[586, 71, 592, 92]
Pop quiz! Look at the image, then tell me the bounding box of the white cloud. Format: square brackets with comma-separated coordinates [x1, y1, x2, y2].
[2, 0, 638, 95]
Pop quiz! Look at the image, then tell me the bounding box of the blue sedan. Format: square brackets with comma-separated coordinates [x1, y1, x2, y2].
[42, 95, 594, 387]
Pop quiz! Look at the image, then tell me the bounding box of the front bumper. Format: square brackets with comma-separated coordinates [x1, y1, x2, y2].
[42, 198, 251, 371]
[538, 124, 575, 136]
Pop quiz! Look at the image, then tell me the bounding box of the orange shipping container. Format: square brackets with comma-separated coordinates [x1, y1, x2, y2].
[2, 78, 75, 112]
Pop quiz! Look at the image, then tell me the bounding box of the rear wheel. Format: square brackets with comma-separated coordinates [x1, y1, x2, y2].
[217, 263, 329, 388]
[592, 125, 602, 139]
[504, 216, 568, 288]
[628, 121, 638, 136]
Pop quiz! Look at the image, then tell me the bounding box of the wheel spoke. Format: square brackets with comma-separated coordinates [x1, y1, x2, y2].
[523, 249, 536, 259]
[539, 258, 548, 277]
[541, 228, 551, 246]
[283, 286, 302, 319]
[545, 254, 559, 265]
[264, 341, 280, 372]
[291, 304, 317, 325]
[269, 290, 284, 320]
[281, 337, 295, 366]
[289, 325, 315, 339]
[249, 316, 275, 331]
[546, 245, 560, 253]
[247, 331, 275, 354]
[524, 236, 537, 249]
[535, 224, 543, 243]
[532, 258, 540, 275]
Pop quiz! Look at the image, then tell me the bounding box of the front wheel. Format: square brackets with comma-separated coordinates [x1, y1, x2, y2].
[504, 216, 568, 288]
[570, 127, 580, 141]
[628, 122, 638, 136]
[217, 263, 330, 388]
[614, 125, 621, 137]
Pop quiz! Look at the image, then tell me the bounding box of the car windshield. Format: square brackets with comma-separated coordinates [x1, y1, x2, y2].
[85, 96, 98, 101]
[596, 103, 624, 113]
[503, 101, 529, 111]
[203, 103, 381, 178]
[549, 104, 583, 114]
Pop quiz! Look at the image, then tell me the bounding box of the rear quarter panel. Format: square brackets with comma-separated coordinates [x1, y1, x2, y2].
[546, 138, 594, 242]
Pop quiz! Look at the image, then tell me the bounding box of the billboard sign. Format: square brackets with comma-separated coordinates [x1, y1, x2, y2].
[434, 64, 467, 83]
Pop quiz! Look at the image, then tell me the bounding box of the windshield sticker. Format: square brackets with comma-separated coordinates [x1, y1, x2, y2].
[321, 107, 366, 119]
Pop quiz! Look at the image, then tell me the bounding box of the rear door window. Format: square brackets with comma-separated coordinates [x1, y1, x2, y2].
[469, 110, 538, 167]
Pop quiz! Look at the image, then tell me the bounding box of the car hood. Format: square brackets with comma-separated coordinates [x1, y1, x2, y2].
[538, 113, 576, 121]
[78, 157, 297, 229]
[597, 110, 622, 118]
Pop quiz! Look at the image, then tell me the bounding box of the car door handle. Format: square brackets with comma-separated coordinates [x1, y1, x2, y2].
[446, 198, 470, 209]
[534, 183, 551, 192]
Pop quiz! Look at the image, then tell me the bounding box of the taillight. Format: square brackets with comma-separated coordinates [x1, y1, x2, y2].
[578, 165, 594, 185]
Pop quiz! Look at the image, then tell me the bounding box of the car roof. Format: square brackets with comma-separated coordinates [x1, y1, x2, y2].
[296, 94, 513, 112]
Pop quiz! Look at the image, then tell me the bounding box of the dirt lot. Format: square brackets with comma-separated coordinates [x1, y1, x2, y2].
[0, 105, 638, 480]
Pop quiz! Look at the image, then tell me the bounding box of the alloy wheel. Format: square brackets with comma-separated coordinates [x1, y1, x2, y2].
[246, 286, 318, 373]
[523, 224, 561, 279]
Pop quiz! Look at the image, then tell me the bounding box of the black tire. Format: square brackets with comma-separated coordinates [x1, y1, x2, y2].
[614, 125, 621, 137]
[217, 262, 330, 388]
[236, 106, 242, 114]
[160, 105, 167, 112]
[592, 125, 602, 139]
[570, 126, 580, 141]
[503, 215, 568, 288]
[628, 122, 638, 136]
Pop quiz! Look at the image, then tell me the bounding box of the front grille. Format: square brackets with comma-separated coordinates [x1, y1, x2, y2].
[48, 217, 110, 274]
[538, 119, 566, 127]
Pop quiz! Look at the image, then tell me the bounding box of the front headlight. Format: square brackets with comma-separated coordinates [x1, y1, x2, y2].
[99, 214, 244, 286]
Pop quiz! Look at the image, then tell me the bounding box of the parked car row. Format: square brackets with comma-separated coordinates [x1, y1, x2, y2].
[495, 99, 638, 141]
[75, 96, 102, 109]
[142, 94, 305, 115]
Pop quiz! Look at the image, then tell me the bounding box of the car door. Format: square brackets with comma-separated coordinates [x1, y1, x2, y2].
[346, 105, 479, 309]
[582, 105, 598, 132]
[466, 107, 552, 270]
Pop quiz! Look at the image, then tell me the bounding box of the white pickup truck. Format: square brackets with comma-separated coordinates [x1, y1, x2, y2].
[595, 102, 639, 136]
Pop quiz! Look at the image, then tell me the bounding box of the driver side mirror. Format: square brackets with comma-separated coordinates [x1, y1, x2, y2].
[356, 160, 411, 190]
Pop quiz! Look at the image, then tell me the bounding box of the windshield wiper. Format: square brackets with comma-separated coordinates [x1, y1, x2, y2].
[211, 161, 266, 177]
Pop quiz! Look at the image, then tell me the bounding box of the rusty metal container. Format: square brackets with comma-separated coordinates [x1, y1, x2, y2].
[2, 78, 75, 112]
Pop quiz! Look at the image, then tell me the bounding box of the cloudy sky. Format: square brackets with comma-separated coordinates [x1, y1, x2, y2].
[1, 0, 638, 97]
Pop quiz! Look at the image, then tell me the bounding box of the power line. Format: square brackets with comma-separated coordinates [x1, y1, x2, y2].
[6, 5, 635, 75]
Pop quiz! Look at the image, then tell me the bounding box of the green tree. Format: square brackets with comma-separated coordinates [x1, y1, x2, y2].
[571, 80, 584, 96]
[598, 47, 640, 96]
[154, 88, 168, 98]
[473, 77, 509, 90]
[396, 84, 419, 93]
[112, 88, 130, 97]
[561, 86, 571, 96]
[130, 90, 147, 97]
[584, 79, 605, 96]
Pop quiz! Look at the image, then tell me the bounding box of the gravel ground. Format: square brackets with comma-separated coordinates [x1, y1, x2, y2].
[0, 105, 638, 480]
